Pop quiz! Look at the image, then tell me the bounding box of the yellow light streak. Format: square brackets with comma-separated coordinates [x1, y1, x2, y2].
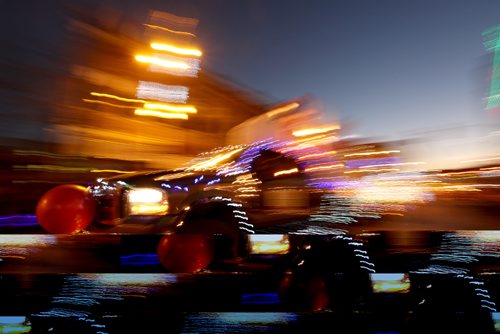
[135, 55, 189, 69]
[151, 42, 202, 57]
[436, 170, 480, 177]
[460, 157, 500, 163]
[292, 125, 341, 137]
[440, 185, 481, 191]
[480, 167, 500, 171]
[90, 92, 146, 103]
[134, 109, 188, 120]
[238, 187, 259, 193]
[90, 169, 136, 174]
[305, 164, 344, 172]
[266, 102, 300, 117]
[273, 168, 299, 177]
[83, 99, 137, 109]
[296, 150, 337, 161]
[144, 102, 197, 113]
[344, 168, 400, 174]
[359, 162, 427, 169]
[13, 164, 90, 172]
[292, 134, 328, 144]
[344, 150, 400, 157]
[144, 24, 196, 37]
[236, 193, 259, 198]
[189, 148, 244, 171]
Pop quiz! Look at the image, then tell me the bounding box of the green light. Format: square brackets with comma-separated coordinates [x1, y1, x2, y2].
[483, 26, 500, 110]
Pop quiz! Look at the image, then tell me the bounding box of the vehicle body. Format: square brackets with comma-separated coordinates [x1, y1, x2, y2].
[87, 138, 340, 235]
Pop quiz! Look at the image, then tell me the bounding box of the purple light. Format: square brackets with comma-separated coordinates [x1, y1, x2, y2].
[0, 215, 39, 227]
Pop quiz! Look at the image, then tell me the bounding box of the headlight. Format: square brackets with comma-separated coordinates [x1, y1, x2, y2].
[248, 235, 290, 255]
[126, 188, 169, 216]
[370, 273, 410, 294]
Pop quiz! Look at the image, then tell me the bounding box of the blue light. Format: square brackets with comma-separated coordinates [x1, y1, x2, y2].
[0, 317, 27, 324]
[207, 178, 221, 186]
[120, 254, 160, 266]
[241, 293, 281, 305]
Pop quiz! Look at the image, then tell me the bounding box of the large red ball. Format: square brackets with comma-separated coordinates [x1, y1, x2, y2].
[36, 184, 96, 234]
[157, 234, 214, 273]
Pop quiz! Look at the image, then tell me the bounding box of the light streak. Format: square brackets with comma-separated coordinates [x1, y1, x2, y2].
[150, 42, 202, 57]
[144, 102, 197, 113]
[136, 81, 189, 103]
[273, 168, 299, 177]
[359, 162, 427, 169]
[134, 109, 188, 120]
[266, 102, 300, 117]
[344, 150, 400, 157]
[143, 53, 201, 77]
[13, 164, 89, 172]
[90, 169, 135, 174]
[460, 157, 500, 163]
[305, 164, 344, 172]
[83, 99, 136, 109]
[144, 23, 196, 37]
[188, 148, 243, 171]
[296, 150, 336, 161]
[135, 55, 189, 69]
[292, 125, 340, 137]
[90, 92, 145, 103]
[344, 168, 400, 174]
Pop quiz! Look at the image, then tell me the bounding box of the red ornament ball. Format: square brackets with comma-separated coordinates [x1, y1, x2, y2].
[36, 184, 96, 234]
[157, 234, 214, 273]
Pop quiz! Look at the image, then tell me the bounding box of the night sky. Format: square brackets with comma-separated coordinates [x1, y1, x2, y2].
[157, 0, 500, 140]
[1, 0, 499, 162]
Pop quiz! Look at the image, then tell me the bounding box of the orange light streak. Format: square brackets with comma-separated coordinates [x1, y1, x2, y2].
[273, 168, 299, 177]
[135, 55, 189, 69]
[460, 157, 500, 163]
[292, 125, 340, 137]
[83, 99, 136, 109]
[296, 150, 337, 161]
[305, 164, 344, 172]
[344, 168, 400, 174]
[144, 102, 197, 113]
[134, 109, 188, 120]
[151, 43, 202, 57]
[344, 150, 400, 157]
[266, 102, 300, 117]
[90, 92, 145, 103]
